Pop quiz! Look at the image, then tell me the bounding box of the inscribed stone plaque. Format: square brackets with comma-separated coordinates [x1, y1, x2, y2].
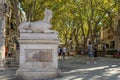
[26, 49, 53, 62]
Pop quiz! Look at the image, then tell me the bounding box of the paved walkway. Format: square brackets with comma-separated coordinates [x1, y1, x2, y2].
[0, 55, 120, 80]
[57, 56, 120, 80]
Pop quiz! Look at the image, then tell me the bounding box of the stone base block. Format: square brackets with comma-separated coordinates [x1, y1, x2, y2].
[16, 70, 58, 80]
[20, 33, 58, 39]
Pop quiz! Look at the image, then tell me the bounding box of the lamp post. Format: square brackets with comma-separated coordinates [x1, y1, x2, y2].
[69, 39, 72, 49]
[81, 34, 84, 48]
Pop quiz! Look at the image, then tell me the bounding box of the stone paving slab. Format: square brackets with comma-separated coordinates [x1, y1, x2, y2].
[0, 56, 120, 80]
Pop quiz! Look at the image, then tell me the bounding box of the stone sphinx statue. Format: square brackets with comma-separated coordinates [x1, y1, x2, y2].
[18, 9, 57, 33]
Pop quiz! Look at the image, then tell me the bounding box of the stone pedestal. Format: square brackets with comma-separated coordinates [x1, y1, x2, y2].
[16, 33, 59, 80]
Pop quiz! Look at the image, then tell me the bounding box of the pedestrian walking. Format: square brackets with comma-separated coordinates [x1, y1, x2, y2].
[62, 46, 66, 59]
[94, 45, 98, 61]
[87, 41, 97, 64]
[58, 47, 61, 59]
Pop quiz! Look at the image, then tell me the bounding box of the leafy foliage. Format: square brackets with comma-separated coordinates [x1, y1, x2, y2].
[19, 0, 119, 49]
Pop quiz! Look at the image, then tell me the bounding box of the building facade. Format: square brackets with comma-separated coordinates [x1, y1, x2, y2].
[114, 15, 120, 50]
[101, 14, 120, 50]
[102, 26, 114, 48]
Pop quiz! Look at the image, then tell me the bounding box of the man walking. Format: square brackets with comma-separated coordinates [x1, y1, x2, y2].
[87, 41, 97, 64]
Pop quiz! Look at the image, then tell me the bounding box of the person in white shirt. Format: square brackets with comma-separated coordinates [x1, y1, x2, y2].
[62, 46, 66, 59]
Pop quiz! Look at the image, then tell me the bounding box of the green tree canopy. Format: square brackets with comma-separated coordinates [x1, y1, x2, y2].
[18, 0, 119, 49]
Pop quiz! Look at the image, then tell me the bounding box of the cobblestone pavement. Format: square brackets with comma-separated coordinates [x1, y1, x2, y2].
[0, 55, 120, 80]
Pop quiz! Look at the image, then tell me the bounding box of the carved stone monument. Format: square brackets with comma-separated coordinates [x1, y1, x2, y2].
[16, 9, 59, 80]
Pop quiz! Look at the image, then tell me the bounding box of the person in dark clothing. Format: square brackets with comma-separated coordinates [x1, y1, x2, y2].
[58, 47, 63, 59]
[94, 45, 98, 60]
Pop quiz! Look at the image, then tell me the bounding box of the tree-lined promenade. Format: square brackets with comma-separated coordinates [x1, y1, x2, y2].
[0, 0, 120, 80]
[0, 0, 120, 59]
[7, 0, 120, 51]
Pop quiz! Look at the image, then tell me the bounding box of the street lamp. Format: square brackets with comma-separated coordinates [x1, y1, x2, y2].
[81, 34, 85, 51]
[69, 39, 72, 49]
[96, 32, 100, 46]
[81, 34, 84, 45]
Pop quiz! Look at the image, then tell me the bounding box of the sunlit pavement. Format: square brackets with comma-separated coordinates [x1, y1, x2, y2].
[57, 55, 120, 80]
[0, 55, 120, 80]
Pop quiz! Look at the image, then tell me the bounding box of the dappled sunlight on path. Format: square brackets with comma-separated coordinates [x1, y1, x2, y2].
[0, 56, 120, 80]
[57, 56, 120, 80]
